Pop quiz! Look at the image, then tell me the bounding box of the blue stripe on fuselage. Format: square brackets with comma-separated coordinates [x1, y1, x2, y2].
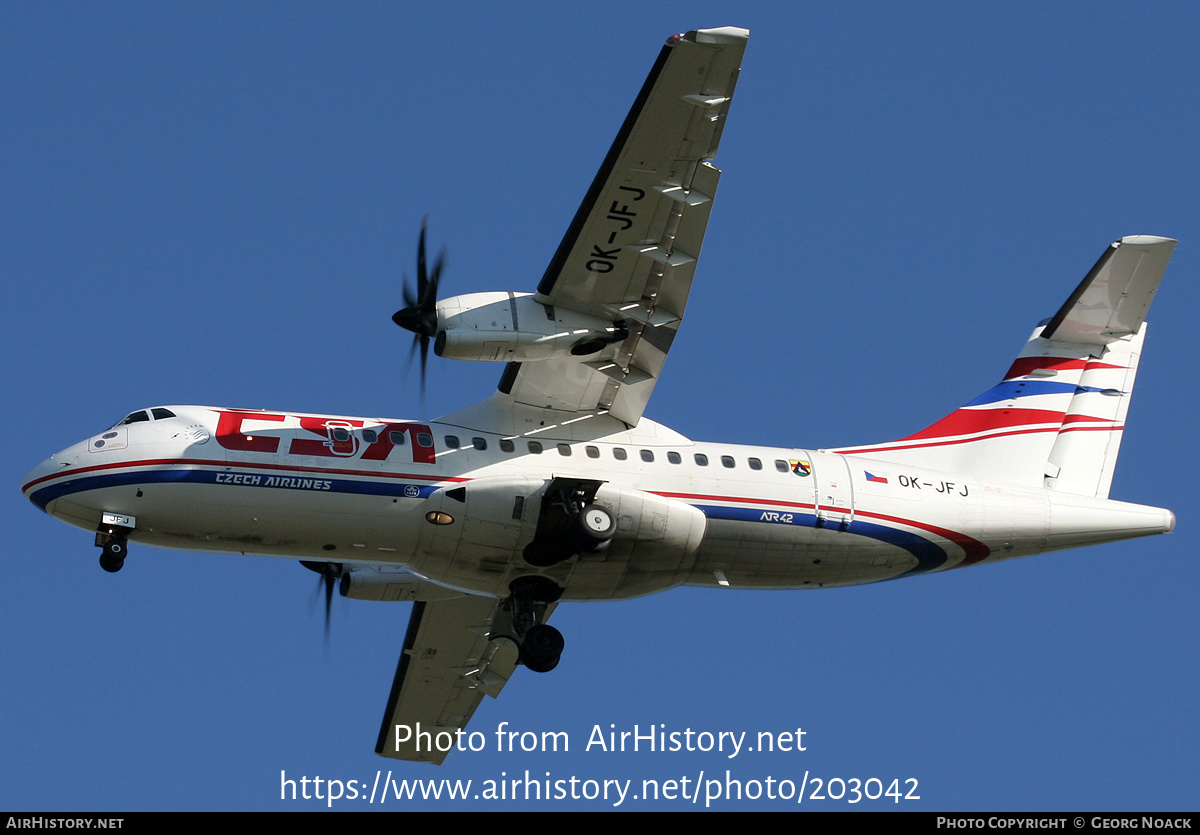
[27, 467, 440, 510]
[30, 468, 950, 578]
[694, 504, 947, 576]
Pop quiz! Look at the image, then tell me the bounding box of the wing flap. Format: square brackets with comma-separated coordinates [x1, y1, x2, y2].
[376, 595, 525, 764]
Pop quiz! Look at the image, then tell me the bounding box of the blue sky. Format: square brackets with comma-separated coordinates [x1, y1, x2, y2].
[4, 2, 1198, 811]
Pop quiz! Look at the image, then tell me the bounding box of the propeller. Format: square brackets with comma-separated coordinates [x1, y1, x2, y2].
[391, 217, 446, 392]
[299, 560, 344, 642]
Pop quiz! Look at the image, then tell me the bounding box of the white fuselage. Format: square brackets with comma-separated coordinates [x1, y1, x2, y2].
[22, 405, 1174, 601]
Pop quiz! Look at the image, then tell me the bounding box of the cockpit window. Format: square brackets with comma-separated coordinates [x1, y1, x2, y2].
[151, 408, 176, 420]
[115, 410, 150, 427]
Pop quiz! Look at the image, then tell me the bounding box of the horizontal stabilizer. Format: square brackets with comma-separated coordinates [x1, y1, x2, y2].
[1042, 236, 1175, 345]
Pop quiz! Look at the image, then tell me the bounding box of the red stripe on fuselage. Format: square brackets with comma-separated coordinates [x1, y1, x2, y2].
[25, 460, 992, 569]
[653, 491, 990, 564]
[655, 490, 816, 512]
[21, 456, 465, 494]
[854, 509, 990, 565]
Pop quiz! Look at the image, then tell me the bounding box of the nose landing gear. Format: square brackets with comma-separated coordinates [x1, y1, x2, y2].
[95, 526, 131, 573]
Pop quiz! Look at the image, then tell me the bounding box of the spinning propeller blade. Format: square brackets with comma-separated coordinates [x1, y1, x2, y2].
[391, 218, 446, 391]
[299, 560, 344, 643]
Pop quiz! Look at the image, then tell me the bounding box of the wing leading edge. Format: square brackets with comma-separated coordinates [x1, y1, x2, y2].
[498, 27, 749, 426]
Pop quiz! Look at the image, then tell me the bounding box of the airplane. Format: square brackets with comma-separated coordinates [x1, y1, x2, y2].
[20, 26, 1178, 765]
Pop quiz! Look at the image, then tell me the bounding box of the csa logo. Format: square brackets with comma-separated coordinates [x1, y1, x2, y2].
[790, 460, 811, 477]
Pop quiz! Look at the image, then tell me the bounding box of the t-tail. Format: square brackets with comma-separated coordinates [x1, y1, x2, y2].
[838, 236, 1176, 499]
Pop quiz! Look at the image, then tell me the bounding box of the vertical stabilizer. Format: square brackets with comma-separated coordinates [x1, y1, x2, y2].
[837, 236, 1175, 496]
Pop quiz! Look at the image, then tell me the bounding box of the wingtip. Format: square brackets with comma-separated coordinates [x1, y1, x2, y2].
[692, 26, 750, 44]
[1118, 235, 1177, 246]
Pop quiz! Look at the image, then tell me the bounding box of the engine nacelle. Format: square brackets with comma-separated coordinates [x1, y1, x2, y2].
[592, 483, 708, 567]
[434, 292, 626, 362]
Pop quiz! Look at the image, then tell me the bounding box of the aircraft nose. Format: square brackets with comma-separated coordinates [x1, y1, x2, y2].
[21, 444, 83, 511]
[22, 457, 59, 509]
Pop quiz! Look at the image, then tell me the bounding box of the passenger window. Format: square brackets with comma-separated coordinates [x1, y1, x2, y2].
[775, 460, 789, 473]
[362, 429, 378, 444]
[557, 443, 572, 456]
[444, 435, 460, 449]
[150, 408, 176, 420]
[613, 447, 627, 461]
[694, 453, 709, 466]
[416, 432, 433, 448]
[499, 439, 515, 453]
[332, 427, 351, 443]
[528, 441, 543, 454]
[473, 437, 487, 451]
[585, 446, 600, 459]
[721, 455, 735, 468]
[640, 450, 654, 463]
[668, 451, 682, 464]
[389, 431, 408, 446]
[749, 457, 762, 471]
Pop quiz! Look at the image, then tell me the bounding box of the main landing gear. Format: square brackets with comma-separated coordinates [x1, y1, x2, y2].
[95, 526, 131, 573]
[496, 576, 564, 673]
[523, 478, 616, 567]
[504, 478, 614, 672]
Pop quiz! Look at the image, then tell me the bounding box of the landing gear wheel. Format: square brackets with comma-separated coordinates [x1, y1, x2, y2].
[98, 538, 127, 572]
[499, 577, 564, 672]
[519, 624, 564, 673]
[570, 503, 615, 553]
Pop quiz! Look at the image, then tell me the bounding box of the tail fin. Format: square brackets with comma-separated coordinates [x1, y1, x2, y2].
[837, 236, 1176, 497]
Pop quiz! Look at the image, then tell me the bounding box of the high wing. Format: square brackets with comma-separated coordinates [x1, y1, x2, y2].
[377, 28, 747, 763]
[497, 27, 748, 427]
[376, 594, 555, 764]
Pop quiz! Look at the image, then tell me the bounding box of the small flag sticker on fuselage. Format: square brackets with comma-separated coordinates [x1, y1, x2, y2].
[865, 471, 889, 484]
[790, 460, 811, 477]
